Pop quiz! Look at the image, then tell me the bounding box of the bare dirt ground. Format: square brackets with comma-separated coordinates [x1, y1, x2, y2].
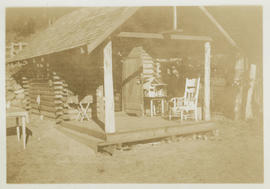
[6, 115, 263, 183]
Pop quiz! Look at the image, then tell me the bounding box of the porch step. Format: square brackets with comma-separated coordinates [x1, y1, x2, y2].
[55, 125, 105, 153]
[60, 121, 106, 140]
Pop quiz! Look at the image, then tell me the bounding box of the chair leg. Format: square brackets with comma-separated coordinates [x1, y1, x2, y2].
[180, 111, 183, 120]
[194, 109, 198, 121]
[153, 103, 156, 116]
[80, 113, 84, 122]
[83, 110, 90, 121]
[150, 100, 153, 117]
[76, 109, 81, 121]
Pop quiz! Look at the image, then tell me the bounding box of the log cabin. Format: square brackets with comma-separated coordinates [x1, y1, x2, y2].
[6, 6, 260, 152]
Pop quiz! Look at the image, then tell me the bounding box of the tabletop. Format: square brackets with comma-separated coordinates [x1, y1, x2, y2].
[6, 107, 28, 117]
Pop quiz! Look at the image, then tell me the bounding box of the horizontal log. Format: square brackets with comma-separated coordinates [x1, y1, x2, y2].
[63, 108, 92, 114]
[30, 84, 63, 90]
[31, 103, 63, 110]
[31, 106, 62, 115]
[54, 86, 63, 90]
[30, 99, 62, 105]
[143, 64, 154, 69]
[56, 111, 63, 116]
[62, 114, 77, 121]
[141, 58, 154, 63]
[30, 80, 50, 85]
[52, 81, 64, 85]
[29, 94, 62, 101]
[29, 90, 62, 96]
[52, 77, 61, 81]
[29, 86, 54, 92]
[22, 82, 29, 85]
[31, 104, 59, 113]
[31, 109, 56, 119]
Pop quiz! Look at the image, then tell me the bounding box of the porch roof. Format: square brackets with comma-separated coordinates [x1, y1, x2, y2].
[7, 7, 138, 63]
[7, 6, 261, 64]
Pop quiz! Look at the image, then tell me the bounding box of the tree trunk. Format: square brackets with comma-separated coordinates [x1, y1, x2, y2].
[245, 64, 256, 120]
[234, 55, 245, 120]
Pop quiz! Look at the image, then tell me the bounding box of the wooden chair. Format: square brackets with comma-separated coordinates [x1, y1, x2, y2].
[77, 95, 93, 122]
[66, 95, 80, 120]
[169, 78, 200, 121]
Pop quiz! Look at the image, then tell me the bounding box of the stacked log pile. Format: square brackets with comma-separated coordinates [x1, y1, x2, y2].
[141, 47, 161, 80]
[52, 72, 64, 123]
[62, 82, 70, 121]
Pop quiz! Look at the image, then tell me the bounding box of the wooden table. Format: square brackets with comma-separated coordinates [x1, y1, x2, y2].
[6, 107, 29, 149]
[144, 97, 167, 117]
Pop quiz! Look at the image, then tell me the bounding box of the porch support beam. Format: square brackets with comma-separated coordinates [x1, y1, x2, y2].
[118, 32, 163, 39]
[103, 40, 116, 133]
[173, 6, 177, 30]
[199, 6, 239, 49]
[117, 32, 212, 41]
[204, 42, 211, 121]
[170, 34, 212, 41]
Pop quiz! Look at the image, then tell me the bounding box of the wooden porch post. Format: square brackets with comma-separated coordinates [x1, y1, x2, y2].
[204, 42, 211, 121]
[103, 41, 116, 133]
[173, 6, 177, 30]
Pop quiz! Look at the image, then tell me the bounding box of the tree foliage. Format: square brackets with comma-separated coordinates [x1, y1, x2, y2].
[12, 17, 36, 37]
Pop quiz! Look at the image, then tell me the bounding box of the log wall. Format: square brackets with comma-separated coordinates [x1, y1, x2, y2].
[29, 78, 57, 119]
[22, 77, 30, 111]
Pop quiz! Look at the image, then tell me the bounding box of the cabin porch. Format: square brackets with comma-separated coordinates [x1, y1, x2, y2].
[58, 112, 217, 152]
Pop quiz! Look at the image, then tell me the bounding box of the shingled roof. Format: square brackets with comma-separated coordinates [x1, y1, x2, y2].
[7, 7, 138, 63]
[7, 7, 262, 64]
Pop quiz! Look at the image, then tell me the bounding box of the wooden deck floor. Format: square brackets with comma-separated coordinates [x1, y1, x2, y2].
[115, 112, 201, 133]
[59, 112, 217, 151]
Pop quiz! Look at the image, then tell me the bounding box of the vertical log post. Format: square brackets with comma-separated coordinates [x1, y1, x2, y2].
[22, 77, 30, 112]
[234, 55, 245, 120]
[204, 42, 211, 121]
[52, 72, 64, 124]
[245, 64, 256, 120]
[103, 41, 116, 133]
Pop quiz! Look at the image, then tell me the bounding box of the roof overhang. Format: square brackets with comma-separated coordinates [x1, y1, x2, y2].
[117, 32, 212, 41]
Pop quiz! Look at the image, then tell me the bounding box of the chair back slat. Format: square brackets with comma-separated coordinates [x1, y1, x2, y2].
[184, 78, 200, 107]
[169, 77, 200, 120]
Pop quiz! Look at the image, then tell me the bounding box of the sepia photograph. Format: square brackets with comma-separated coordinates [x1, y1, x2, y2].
[3, 2, 265, 185]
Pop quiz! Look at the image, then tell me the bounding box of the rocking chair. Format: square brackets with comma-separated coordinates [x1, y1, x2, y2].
[169, 77, 200, 121]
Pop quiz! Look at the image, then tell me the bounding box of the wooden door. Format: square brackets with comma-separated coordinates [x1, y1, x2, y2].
[122, 54, 144, 116]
